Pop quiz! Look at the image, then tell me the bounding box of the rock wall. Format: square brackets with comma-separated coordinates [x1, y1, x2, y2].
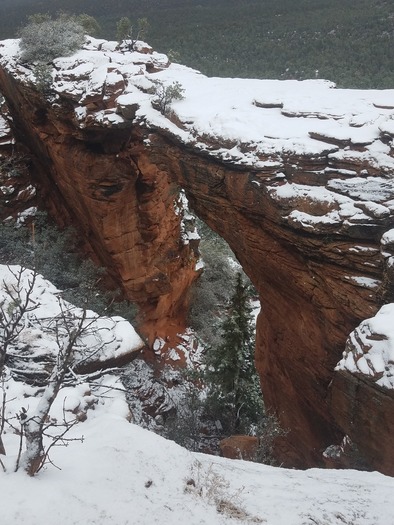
[0, 62, 199, 343]
[1, 37, 394, 473]
[138, 130, 393, 468]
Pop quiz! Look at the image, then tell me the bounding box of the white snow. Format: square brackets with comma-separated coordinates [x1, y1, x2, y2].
[381, 228, 394, 248]
[1, 367, 394, 525]
[336, 303, 394, 389]
[0, 265, 144, 371]
[0, 114, 12, 144]
[343, 276, 381, 290]
[1, 36, 393, 171]
[15, 206, 37, 225]
[267, 181, 380, 232]
[0, 267, 392, 524]
[1, 267, 392, 524]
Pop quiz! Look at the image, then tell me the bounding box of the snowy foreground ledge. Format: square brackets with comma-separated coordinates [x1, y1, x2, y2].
[1, 382, 394, 525]
[0, 265, 144, 378]
[0, 267, 393, 524]
[337, 229, 394, 390]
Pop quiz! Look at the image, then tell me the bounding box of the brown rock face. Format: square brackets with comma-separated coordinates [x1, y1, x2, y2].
[147, 134, 390, 469]
[329, 371, 394, 476]
[1, 39, 394, 473]
[220, 435, 259, 461]
[0, 71, 198, 344]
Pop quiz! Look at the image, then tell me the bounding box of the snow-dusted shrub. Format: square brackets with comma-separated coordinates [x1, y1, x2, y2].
[19, 14, 85, 63]
[163, 378, 206, 452]
[253, 413, 288, 465]
[0, 264, 141, 475]
[116, 16, 149, 50]
[152, 80, 185, 116]
[185, 460, 262, 523]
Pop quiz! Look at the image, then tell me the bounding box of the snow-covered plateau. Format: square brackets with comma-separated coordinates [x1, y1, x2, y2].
[2, 387, 394, 525]
[0, 36, 393, 171]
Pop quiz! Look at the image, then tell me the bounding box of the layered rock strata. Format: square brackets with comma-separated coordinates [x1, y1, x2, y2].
[1, 37, 393, 472]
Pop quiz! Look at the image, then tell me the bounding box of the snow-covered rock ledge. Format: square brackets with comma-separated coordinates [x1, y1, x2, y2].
[336, 303, 394, 389]
[2, 366, 394, 525]
[1, 36, 394, 170]
[336, 228, 394, 388]
[0, 265, 144, 382]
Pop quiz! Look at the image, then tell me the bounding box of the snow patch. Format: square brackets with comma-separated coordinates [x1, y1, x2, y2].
[336, 303, 394, 389]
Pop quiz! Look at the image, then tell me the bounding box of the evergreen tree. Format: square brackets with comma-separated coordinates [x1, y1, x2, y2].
[204, 272, 264, 433]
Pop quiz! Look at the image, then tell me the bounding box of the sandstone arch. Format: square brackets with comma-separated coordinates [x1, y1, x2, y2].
[1, 38, 393, 472]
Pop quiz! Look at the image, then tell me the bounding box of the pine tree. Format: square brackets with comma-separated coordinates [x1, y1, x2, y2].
[204, 272, 264, 433]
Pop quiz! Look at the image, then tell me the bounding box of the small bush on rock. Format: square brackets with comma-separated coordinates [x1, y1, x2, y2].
[116, 16, 149, 50]
[19, 13, 85, 63]
[152, 80, 185, 116]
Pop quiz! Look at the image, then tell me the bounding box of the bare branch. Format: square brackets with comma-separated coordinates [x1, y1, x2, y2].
[14, 416, 25, 472]
[35, 418, 81, 475]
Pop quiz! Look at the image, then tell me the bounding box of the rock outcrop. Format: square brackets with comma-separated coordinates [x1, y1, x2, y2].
[1, 37, 394, 473]
[0, 40, 200, 343]
[220, 435, 259, 461]
[332, 301, 394, 475]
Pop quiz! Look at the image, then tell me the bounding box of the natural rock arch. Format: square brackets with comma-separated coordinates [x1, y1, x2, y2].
[1, 37, 393, 473]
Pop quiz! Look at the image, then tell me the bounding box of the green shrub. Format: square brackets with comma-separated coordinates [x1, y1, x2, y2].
[19, 13, 85, 63]
[203, 272, 264, 434]
[116, 16, 149, 49]
[76, 14, 101, 37]
[151, 80, 185, 116]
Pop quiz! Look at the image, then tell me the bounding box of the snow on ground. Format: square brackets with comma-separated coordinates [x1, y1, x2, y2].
[0, 267, 392, 525]
[1, 370, 394, 525]
[0, 265, 144, 376]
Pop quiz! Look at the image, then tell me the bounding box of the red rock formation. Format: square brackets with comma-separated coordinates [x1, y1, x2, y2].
[0, 53, 199, 345]
[331, 299, 394, 475]
[1, 38, 394, 473]
[220, 435, 259, 461]
[329, 371, 394, 476]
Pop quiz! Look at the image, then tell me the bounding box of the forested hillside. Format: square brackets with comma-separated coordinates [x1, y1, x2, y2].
[0, 0, 393, 88]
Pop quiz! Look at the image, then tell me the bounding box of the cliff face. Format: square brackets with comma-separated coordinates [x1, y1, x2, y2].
[0, 43, 199, 343]
[1, 37, 394, 473]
